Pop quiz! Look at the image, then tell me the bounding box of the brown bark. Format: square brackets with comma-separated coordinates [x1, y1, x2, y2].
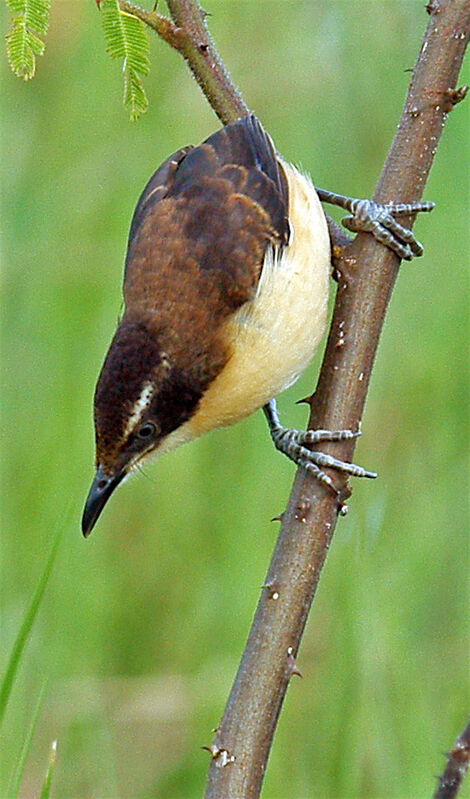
[434, 719, 470, 799]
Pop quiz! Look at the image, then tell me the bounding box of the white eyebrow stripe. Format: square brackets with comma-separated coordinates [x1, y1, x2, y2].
[124, 381, 155, 438]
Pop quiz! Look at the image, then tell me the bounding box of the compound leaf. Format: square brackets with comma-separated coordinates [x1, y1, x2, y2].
[101, 0, 150, 120]
[6, 0, 51, 80]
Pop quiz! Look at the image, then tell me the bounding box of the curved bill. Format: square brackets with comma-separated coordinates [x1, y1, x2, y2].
[82, 466, 124, 538]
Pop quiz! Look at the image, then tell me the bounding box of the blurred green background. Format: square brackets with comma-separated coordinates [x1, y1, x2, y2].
[2, 1, 469, 797]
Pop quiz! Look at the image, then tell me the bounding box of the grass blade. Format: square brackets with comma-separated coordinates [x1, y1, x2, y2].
[0, 529, 62, 726]
[40, 739, 57, 799]
[7, 681, 47, 798]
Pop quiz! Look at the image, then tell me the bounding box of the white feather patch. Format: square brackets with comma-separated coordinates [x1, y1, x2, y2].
[124, 381, 155, 438]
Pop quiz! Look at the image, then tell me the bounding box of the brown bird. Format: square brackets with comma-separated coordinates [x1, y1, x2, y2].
[82, 115, 432, 536]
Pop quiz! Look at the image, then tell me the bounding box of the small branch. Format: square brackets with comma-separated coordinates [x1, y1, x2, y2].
[120, 1, 181, 48]
[434, 720, 470, 799]
[120, 0, 248, 123]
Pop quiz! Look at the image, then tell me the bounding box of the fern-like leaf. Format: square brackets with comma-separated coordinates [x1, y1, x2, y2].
[6, 0, 51, 80]
[124, 66, 149, 120]
[101, 0, 150, 120]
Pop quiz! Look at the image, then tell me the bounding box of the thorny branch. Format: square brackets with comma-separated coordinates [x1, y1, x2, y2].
[434, 719, 470, 799]
[118, 1, 470, 796]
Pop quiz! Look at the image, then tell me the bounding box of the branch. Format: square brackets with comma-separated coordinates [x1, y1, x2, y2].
[119, 0, 247, 123]
[203, 2, 470, 797]
[118, 1, 469, 795]
[434, 720, 470, 799]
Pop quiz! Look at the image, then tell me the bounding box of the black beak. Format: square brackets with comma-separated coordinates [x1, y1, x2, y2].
[82, 466, 124, 538]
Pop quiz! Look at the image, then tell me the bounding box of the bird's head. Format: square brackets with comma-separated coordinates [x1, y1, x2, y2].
[81, 313, 205, 537]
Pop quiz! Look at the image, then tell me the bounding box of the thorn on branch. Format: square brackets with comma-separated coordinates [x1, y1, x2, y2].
[296, 394, 314, 406]
[287, 647, 303, 678]
[294, 499, 311, 524]
[331, 264, 342, 283]
[202, 744, 236, 768]
[434, 719, 470, 799]
[443, 85, 469, 110]
[332, 252, 356, 286]
[270, 513, 284, 523]
[407, 85, 468, 118]
[425, 0, 440, 14]
[262, 580, 280, 600]
[330, 239, 355, 283]
[338, 501, 349, 517]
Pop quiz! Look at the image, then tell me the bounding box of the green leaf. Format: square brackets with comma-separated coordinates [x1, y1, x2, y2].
[0, 528, 61, 727]
[39, 739, 57, 799]
[124, 66, 149, 120]
[6, 0, 50, 80]
[7, 682, 47, 798]
[101, 0, 150, 120]
[7, 0, 50, 35]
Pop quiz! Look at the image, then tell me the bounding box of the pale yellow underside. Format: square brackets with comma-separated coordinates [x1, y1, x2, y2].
[157, 162, 331, 458]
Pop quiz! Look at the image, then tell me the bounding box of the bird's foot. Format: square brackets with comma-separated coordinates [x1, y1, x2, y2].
[263, 399, 377, 496]
[316, 187, 434, 260]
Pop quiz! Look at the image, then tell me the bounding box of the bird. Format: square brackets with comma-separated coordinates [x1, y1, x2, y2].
[82, 114, 432, 537]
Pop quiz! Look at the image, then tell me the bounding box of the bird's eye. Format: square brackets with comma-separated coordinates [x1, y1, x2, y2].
[136, 421, 157, 439]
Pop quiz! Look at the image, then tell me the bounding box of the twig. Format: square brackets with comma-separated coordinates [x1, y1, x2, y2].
[434, 720, 470, 799]
[119, 0, 247, 123]
[118, 0, 470, 796]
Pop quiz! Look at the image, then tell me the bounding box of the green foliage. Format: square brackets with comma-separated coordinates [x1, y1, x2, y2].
[101, 0, 150, 120]
[6, 0, 50, 80]
[0, 529, 61, 727]
[39, 740, 57, 799]
[7, 684, 47, 798]
[5, 0, 150, 118]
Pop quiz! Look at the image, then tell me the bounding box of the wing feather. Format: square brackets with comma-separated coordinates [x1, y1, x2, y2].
[123, 115, 289, 319]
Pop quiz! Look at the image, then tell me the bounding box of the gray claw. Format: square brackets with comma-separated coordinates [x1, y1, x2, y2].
[316, 188, 434, 261]
[263, 399, 377, 495]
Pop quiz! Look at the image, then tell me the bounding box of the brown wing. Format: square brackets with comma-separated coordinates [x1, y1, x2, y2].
[125, 145, 193, 260]
[123, 116, 289, 318]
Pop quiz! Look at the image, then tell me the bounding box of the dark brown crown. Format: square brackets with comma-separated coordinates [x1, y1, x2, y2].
[94, 316, 161, 461]
[93, 312, 228, 472]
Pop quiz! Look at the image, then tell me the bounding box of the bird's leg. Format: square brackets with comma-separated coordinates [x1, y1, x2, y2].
[316, 187, 434, 261]
[263, 399, 377, 495]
